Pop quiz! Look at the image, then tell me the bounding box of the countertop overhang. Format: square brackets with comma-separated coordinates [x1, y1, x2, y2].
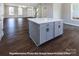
[28, 18, 63, 24]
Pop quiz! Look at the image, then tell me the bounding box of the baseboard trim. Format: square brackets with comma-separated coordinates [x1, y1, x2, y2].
[64, 22, 79, 27]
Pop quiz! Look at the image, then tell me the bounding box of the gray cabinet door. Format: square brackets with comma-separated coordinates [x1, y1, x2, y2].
[55, 21, 63, 37]
[40, 23, 47, 44]
[46, 22, 54, 41]
[40, 22, 54, 44]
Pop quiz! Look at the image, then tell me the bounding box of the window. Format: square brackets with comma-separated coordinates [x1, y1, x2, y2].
[18, 7, 23, 15]
[9, 7, 14, 15]
[72, 4, 79, 20]
[26, 7, 35, 17]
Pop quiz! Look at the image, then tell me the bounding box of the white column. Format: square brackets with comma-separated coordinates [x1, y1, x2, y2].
[14, 6, 18, 17]
[0, 3, 4, 40]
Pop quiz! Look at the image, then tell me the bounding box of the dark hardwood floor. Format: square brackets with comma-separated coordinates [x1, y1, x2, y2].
[0, 17, 79, 56]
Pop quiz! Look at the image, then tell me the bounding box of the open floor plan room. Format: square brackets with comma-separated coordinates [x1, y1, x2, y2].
[0, 3, 79, 56]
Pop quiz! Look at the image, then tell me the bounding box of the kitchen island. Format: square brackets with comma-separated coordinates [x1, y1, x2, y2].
[28, 18, 63, 46]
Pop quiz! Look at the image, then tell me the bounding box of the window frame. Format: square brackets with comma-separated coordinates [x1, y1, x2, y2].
[71, 3, 79, 21]
[9, 6, 15, 15]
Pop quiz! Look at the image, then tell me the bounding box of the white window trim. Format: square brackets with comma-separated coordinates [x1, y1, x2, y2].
[9, 6, 15, 16]
[71, 3, 73, 20]
[71, 3, 79, 21]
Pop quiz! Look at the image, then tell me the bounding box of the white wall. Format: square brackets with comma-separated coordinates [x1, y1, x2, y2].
[4, 3, 38, 18]
[4, 3, 54, 18]
[4, 3, 62, 20]
[62, 3, 79, 26]
[53, 3, 62, 19]
[0, 3, 4, 17]
[36, 3, 62, 18]
[36, 3, 53, 18]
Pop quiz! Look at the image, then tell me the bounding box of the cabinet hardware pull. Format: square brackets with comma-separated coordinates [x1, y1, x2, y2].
[58, 25, 60, 28]
[46, 28, 49, 32]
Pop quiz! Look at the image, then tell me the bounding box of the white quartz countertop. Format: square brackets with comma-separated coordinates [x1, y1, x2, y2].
[28, 18, 63, 24]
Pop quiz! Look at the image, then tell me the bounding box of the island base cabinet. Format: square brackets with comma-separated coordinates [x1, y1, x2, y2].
[28, 19, 63, 46]
[29, 21, 54, 46]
